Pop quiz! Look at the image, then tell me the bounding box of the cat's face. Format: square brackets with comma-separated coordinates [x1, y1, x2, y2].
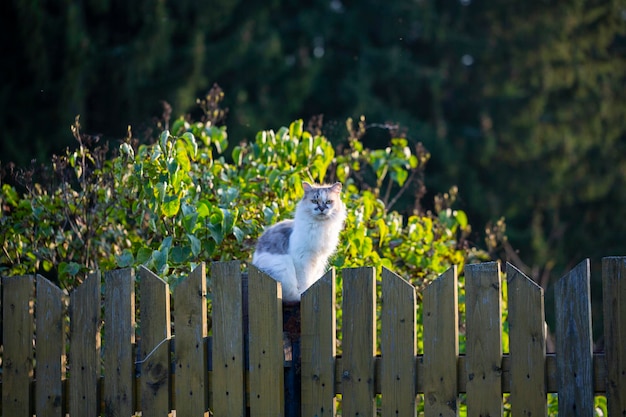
[301, 182, 343, 220]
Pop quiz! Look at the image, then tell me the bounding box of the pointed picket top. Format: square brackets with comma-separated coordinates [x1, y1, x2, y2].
[139, 264, 169, 286]
[465, 262, 503, 417]
[2, 275, 35, 417]
[138, 265, 171, 417]
[381, 267, 417, 417]
[423, 266, 458, 417]
[36, 275, 66, 417]
[69, 271, 101, 417]
[247, 264, 285, 417]
[212, 261, 246, 417]
[301, 269, 337, 417]
[506, 263, 546, 417]
[103, 268, 136, 417]
[555, 259, 593, 416]
[342, 267, 377, 417]
[173, 262, 208, 416]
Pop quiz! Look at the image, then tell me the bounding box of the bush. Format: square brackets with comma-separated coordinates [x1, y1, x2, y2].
[1, 94, 473, 292]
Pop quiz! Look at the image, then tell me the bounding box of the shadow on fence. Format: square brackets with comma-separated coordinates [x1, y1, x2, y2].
[1, 258, 626, 416]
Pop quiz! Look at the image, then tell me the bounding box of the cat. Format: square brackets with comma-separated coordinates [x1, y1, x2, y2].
[252, 181, 346, 302]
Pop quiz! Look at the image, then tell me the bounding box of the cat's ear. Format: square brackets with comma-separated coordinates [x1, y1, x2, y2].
[302, 181, 313, 193]
[330, 182, 342, 193]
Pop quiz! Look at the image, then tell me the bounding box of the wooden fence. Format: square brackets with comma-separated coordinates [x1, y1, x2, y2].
[1, 258, 626, 416]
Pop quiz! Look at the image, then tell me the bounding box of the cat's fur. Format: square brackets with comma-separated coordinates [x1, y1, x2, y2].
[252, 182, 346, 302]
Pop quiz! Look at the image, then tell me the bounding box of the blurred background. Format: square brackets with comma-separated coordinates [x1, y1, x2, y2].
[1, 0, 625, 295]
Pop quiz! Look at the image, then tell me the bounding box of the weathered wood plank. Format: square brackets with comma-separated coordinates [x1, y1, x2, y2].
[555, 259, 594, 416]
[212, 261, 246, 417]
[330, 352, 607, 395]
[381, 267, 416, 417]
[603, 257, 626, 415]
[506, 263, 547, 417]
[35, 275, 66, 417]
[173, 263, 208, 416]
[69, 272, 101, 416]
[342, 267, 376, 417]
[138, 266, 172, 417]
[248, 265, 284, 417]
[301, 269, 337, 416]
[103, 268, 135, 417]
[465, 262, 503, 417]
[2, 275, 35, 417]
[423, 266, 459, 417]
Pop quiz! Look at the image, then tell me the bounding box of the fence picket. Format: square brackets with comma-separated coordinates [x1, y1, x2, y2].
[2, 275, 34, 417]
[69, 272, 101, 416]
[248, 265, 285, 417]
[173, 263, 208, 416]
[342, 267, 376, 417]
[381, 267, 417, 417]
[138, 266, 172, 417]
[103, 268, 135, 417]
[301, 269, 337, 416]
[603, 257, 626, 415]
[423, 266, 458, 417]
[506, 263, 547, 417]
[1, 258, 625, 416]
[555, 259, 594, 416]
[465, 262, 503, 417]
[212, 261, 246, 417]
[35, 276, 66, 417]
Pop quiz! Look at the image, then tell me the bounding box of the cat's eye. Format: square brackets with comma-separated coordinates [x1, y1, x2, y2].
[325, 200, 332, 204]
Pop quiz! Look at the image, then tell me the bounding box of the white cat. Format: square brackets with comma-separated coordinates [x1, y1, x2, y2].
[252, 182, 346, 302]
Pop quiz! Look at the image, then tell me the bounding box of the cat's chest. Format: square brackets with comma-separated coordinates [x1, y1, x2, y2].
[289, 222, 335, 253]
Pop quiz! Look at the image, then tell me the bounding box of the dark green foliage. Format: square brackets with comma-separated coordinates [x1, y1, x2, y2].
[1, 0, 625, 281]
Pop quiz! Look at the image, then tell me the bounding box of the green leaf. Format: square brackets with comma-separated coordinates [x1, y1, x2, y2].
[289, 119, 303, 139]
[136, 247, 153, 264]
[115, 249, 135, 268]
[376, 218, 389, 245]
[197, 200, 211, 218]
[155, 182, 167, 202]
[219, 187, 239, 205]
[2, 184, 20, 206]
[222, 207, 237, 235]
[391, 166, 408, 186]
[175, 139, 191, 172]
[209, 126, 228, 153]
[181, 132, 198, 158]
[167, 159, 179, 176]
[455, 210, 469, 230]
[170, 246, 191, 263]
[162, 195, 180, 217]
[232, 226, 245, 243]
[160, 130, 170, 151]
[171, 118, 187, 135]
[232, 146, 243, 166]
[159, 236, 173, 252]
[208, 223, 223, 244]
[183, 212, 199, 234]
[42, 259, 53, 271]
[59, 262, 81, 278]
[210, 206, 224, 225]
[188, 234, 201, 256]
